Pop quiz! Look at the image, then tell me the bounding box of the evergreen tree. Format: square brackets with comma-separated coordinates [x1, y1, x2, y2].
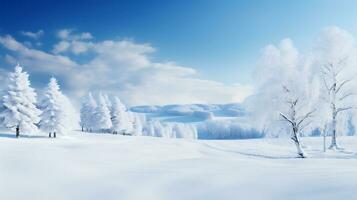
[103, 93, 112, 109]
[80, 92, 97, 132]
[0, 64, 41, 136]
[39, 77, 73, 136]
[111, 97, 129, 134]
[94, 93, 112, 131]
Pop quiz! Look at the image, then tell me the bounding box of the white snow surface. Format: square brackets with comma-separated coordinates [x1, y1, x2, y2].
[0, 131, 357, 200]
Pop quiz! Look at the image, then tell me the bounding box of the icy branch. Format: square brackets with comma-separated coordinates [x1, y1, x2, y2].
[336, 107, 353, 114]
[280, 113, 294, 126]
[336, 79, 351, 94]
[339, 92, 356, 101]
[297, 110, 314, 127]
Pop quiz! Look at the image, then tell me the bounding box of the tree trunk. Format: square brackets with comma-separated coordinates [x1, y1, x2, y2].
[292, 127, 305, 158]
[323, 128, 326, 152]
[16, 125, 20, 138]
[329, 113, 339, 150]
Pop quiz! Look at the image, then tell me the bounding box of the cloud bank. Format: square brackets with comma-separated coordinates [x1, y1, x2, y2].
[0, 29, 252, 106]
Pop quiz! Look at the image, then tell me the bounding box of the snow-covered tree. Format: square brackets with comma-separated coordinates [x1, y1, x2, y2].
[80, 92, 97, 132]
[0, 64, 41, 136]
[319, 59, 355, 149]
[126, 111, 135, 134]
[247, 39, 317, 158]
[103, 93, 112, 110]
[131, 112, 145, 136]
[312, 27, 357, 150]
[94, 93, 112, 131]
[279, 86, 314, 158]
[39, 77, 75, 136]
[111, 97, 129, 133]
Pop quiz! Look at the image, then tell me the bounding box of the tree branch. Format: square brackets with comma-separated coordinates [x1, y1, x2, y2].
[336, 79, 351, 94]
[297, 110, 314, 127]
[322, 76, 333, 93]
[336, 107, 353, 114]
[300, 120, 312, 132]
[280, 113, 294, 126]
[339, 92, 356, 101]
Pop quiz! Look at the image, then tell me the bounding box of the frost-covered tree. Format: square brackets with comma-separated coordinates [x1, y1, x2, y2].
[279, 86, 314, 158]
[0, 64, 41, 136]
[111, 97, 129, 134]
[320, 59, 355, 149]
[94, 93, 112, 131]
[131, 112, 145, 136]
[126, 111, 135, 134]
[103, 93, 112, 110]
[39, 77, 74, 137]
[247, 39, 317, 158]
[80, 92, 97, 132]
[312, 27, 357, 150]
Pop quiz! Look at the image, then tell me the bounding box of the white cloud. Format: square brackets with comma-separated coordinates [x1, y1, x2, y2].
[0, 32, 252, 106]
[0, 35, 78, 75]
[20, 30, 44, 40]
[52, 41, 70, 54]
[80, 32, 93, 40]
[56, 29, 93, 40]
[57, 29, 71, 40]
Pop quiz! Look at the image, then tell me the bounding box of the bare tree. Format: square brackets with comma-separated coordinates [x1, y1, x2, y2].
[280, 86, 314, 158]
[321, 59, 355, 150]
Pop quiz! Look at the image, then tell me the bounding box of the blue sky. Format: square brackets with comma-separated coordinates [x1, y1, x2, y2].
[0, 0, 357, 105]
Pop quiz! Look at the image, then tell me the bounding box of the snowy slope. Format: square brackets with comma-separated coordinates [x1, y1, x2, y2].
[1, 131, 357, 200]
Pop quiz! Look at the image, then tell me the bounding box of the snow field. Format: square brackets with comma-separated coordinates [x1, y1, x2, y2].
[1, 132, 357, 200]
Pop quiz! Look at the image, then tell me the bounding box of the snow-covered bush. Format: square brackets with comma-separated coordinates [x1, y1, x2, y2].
[0, 64, 41, 134]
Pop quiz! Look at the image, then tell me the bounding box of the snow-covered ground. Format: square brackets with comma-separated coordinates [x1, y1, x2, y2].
[1, 131, 357, 200]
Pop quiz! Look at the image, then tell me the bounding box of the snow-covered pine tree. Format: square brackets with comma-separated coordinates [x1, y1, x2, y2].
[103, 93, 114, 122]
[103, 93, 112, 109]
[131, 112, 144, 136]
[111, 97, 129, 134]
[0, 64, 41, 137]
[94, 93, 112, 132]
[126, 111, 135, 134]
[39, 77, 73, 137]
[80, 92, 97, 132]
